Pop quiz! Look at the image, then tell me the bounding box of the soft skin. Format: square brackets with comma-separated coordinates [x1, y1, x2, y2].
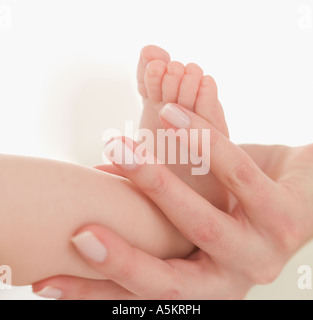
[0, 154, 194, 285]
[33, 109, 313, 299]
[0, 45, 231, 287]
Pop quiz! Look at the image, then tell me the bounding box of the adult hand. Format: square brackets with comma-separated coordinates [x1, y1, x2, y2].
[33, 103, 313, 299]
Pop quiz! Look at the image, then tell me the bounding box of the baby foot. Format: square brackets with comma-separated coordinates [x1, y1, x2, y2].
[138, 45, 228, 138]
[137, 45, 228, 209]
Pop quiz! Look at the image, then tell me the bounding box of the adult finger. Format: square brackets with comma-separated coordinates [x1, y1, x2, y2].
[33, 238, 249, 300]
[67, 225, 189, 299]
[33, 276, 136, 300]
[159, 103, 281, 217]
[103, 137, 243, 259]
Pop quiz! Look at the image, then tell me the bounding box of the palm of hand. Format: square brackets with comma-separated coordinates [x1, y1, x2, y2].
[172, 143, 313, 299]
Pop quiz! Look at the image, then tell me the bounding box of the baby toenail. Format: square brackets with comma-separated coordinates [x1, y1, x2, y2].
[147, 68, 157, 76]
[201, 78, 211, 86]
[186, 64, 198, 74]
[167, 65, 174, 75]
[185, 67, 193, 74]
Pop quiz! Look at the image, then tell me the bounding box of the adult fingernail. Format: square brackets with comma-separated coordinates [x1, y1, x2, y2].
[34, 286, 63, 299]
[104, 139, 139, 170]
[71, 231, 107, 263]
[160, 103, 191, 129]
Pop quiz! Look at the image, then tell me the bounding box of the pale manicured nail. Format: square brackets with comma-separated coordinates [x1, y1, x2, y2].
[160, 103, 191, 129]
[104, 139, 139, 170]
[71, 231, 107, 263]
[35, 286, 63, 299]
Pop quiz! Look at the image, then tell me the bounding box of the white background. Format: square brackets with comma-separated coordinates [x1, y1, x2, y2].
[0, 0, 313, 300]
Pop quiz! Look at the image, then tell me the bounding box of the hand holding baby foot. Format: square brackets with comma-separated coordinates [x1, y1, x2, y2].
[32, 45, 313, 299]
[137, 45, 228, 208]
[33, 113, 313, 299]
